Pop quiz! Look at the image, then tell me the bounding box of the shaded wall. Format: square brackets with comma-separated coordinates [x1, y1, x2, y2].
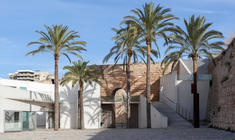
[96, 63, 170, 101]
[160, 71, 177, 110]
[207, 39, 235, 131]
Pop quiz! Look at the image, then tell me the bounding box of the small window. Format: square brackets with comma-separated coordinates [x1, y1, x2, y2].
[14, 112, 19, 121]
[20, 87, 27, 90]
[209, 80, 213, 87]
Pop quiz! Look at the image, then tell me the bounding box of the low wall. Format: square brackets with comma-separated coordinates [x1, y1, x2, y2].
[138, 94, 147, 128]
[138, 95, 168, 128]
[160, 71, 177, 111]
[150, 104, 168, 128]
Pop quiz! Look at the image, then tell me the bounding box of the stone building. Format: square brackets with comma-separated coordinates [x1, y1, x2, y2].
[96, 63, 170, 128]
[207, 38, 235, 131]
[97, 63, 166, 100]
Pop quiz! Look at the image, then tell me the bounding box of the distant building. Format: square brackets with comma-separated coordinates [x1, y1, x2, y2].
[8, 70, 54, 83]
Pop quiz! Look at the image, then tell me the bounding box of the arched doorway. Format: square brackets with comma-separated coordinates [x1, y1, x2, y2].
[113, 88, 127, 128]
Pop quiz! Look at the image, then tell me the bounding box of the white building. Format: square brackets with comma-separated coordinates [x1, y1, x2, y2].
[0, 59, 211, 132]
[0, 78, 165, 132]
[0, 78, 101, 132]
[8, 70, 54, 83]
[160, 59, 210, 121]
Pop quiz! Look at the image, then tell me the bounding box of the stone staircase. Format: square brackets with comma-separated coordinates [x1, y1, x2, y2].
[152, 102, 192, 128]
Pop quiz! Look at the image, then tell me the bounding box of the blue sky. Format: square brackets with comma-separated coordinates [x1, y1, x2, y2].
[0, 0, 234, 78]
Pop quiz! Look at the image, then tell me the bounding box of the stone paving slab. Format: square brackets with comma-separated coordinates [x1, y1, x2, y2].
[0, 128, 234, 140]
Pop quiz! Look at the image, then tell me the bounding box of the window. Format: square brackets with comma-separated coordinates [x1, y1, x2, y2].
[14, 112, 19, 121]
[20, 87, 27, 90]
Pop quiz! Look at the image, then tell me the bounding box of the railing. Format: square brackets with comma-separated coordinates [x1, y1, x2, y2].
[176, 104, 191, 121]
[161, 91, 191, 121]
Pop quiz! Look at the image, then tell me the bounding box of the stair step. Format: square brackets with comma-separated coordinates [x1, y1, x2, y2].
[152, 102, 192, 128]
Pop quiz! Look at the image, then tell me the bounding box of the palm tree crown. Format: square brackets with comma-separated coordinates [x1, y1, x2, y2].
[103, 25, 158, 65]
[162, 15, 224, 72]
[122, 2, 178, 48]
[61, 61, 100, 86]
[26, 25, 87, 61]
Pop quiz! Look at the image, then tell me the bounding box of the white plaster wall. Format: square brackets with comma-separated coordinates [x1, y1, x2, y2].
[138, 94, 147, 128]
[177, 80, 209, 120]
[177, 80, 193, 119]
[150, 104, 168, 128]
[160, 71, 177, 111]
[179, 60, 191, 75]
[160, 60, 210, 121]
[59, 82, 78, 129]
[0, 109, 5, 132]
[83, 83, 101, 129]
[0, 79, 54, 100]
[0, 85, 51, 112]
[59, 82, 101, 129]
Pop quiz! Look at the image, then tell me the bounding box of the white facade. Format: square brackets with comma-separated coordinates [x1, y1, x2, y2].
[160, 59, 210, 120]
[59, 82, 101, 129]
[0, 79, 101, 132]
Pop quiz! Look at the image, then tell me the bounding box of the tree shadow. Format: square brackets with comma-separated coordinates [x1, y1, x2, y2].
[59, 84, 79, 129]
[96, 64, 162, 101]
[59, 83, 101, 129]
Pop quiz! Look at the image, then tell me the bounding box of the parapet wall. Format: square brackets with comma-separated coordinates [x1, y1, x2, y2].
[207, 39, 235, 131]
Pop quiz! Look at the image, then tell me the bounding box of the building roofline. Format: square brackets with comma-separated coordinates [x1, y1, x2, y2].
[179, 58, 192, 74]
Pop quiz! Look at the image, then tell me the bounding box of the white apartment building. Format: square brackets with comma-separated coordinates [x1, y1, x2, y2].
[8, 70, 54, 83]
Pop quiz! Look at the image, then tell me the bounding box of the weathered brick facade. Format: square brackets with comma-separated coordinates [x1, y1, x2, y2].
[207, 39, 235, 131]
[97, 63, 169, 101]
[98, 63, 168, 128]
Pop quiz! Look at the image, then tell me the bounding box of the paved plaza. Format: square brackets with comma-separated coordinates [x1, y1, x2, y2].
[0, 127, 234, 140]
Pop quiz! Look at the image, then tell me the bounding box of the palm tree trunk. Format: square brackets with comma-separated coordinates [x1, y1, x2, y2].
[192, 56, 199, 128]
[78, 89, 80, 129]
[126, 53, 132, 128]
[79, 80, 85, 130]
[146, 40, 151, 128]
[54, 53, 59, 131]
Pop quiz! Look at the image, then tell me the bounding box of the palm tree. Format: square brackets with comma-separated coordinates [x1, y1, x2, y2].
[26, 25, 86, 130]
[162, 15, 224, 128]
[103, 24, 158, 128]
[122, 2, 178, 127]
[61, 61, 100, 130]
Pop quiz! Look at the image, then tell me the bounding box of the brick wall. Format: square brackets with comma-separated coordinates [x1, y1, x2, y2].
[96, 63, 169, 101]
[207, 38, 235, 131]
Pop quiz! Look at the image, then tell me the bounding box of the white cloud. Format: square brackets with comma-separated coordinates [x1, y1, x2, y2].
[0, 37, 19, 50]
[180, 8, 216, 14]
[201, 0, 235, 4]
